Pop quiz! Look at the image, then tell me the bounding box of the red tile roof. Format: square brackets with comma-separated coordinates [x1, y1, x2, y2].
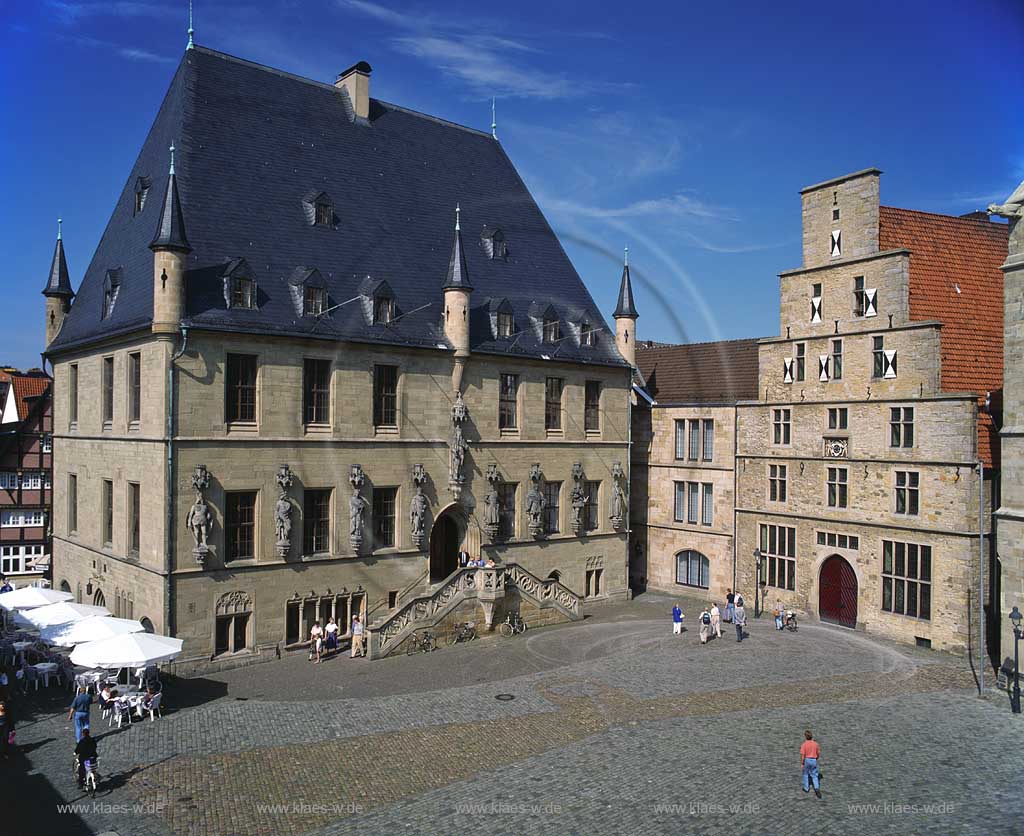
[10, 374, 50, 421]
[879, 206, 1008, 466]
[636, 338, 763, 404]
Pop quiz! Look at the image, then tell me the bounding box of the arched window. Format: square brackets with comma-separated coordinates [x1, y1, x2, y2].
[93, 589, 106, 608]
[59, 580, 71, 593]
[140, 617, 155, 634]
[675, 550, 709, 589]
[547, 570, 562, 583]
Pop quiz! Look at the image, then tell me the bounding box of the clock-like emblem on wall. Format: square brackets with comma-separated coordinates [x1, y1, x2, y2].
[824, 438, 849, 458]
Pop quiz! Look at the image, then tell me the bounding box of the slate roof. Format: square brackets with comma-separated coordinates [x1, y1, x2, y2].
[42, 236, 74, 298]
[879, 206, 1008, 466]
[635, 337, 763, 404]
[47, 47, 624, 368]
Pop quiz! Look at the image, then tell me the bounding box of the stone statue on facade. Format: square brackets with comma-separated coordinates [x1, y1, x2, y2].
[483, 463, 502, 541]
[448, 392, 469, 499]
[988, 181, 1024, 219]
[525, 463, 546, 538]
[609, 460, 626, 531]
[274, 464, 295, 558]
[349, 464, 368, 550]
[187, 464, 212, 565]
[410, 464, 429, 549]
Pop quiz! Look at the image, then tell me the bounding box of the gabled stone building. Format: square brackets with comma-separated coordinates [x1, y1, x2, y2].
[43, 45, 634, 665]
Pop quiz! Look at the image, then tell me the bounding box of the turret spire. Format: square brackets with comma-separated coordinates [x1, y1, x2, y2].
[149, 143, 191, 253]
[491, 98, 497, 140]
[187, 0, 194, 50]
[613, 245, 638, 319]
[443, 204, 472, 290]
[42, 219, 74, 299]
[57, 217, 62, 241]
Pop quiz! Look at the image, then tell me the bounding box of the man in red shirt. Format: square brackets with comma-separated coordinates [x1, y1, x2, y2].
[800, 729, 822, 798]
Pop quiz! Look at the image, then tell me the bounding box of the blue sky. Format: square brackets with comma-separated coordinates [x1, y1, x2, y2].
[1, 0, 1021, 370]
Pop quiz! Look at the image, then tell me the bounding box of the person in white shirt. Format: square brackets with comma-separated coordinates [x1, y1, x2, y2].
[309, 621, 324, 664]
[710, 603, 722, 638]
[324, 617, 340, 656]
[350, 616, 365, 658]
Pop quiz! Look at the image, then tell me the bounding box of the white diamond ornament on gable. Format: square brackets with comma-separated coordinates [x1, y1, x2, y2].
[783, 358, 795, 384]
[810, 296, 822, 323]
[882, 349, 897, 379]
[830, 230, 842, 258]
[864, 288, 878, 317]
[819, 355, 831, 382]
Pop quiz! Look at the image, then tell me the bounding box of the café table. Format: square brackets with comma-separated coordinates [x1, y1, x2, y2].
[32, 661, 59, 687]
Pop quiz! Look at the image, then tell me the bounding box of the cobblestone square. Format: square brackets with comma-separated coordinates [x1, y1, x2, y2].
[5, 594, 1023, 835]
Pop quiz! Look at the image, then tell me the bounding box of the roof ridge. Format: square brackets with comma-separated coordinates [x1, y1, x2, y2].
[638, 336, 765, 350]
[881, 204, 1009, 231]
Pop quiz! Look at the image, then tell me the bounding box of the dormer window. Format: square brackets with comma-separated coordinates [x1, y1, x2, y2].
[481, 226, 508, 260]
[133, 176, 151, 216]
[314, 199, 333, 227]
[222, 258, 258, 310]
[543, 313, 560, 344]
[305, 285, 326, 316]
[581, 321, 596, 347]
[302, 191, 335, 228]
[102, 268, 121, 319]
[498, 310, 514, 338]
[374, 295, 394, 324]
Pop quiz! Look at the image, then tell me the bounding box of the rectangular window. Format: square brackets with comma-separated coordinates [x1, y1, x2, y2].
[674, 420, 686, 460]
[772, 408, 791, 445]
[545, 377, 563, 431]
[581, 322, 596, 347]
[499, 373, 519, 430]
[687, 482, 699, 525]
[0, 511, 45, 527]
[102, 356, 114, 425]
[828, 407, 848, 431]
[873, 336, 886, 379]
[543, 481, 561, 533]
[128, 352, 141, 424]
[372, 487, 397, 548]
[831, 339, 843, 380]
[895, 471, 920, 515]
[128, 482, 140, 556]
[688, 420, 700, 460]
[584, 481, 600, 532]
[674, 482, 686, 522]
[882, 540, 932, 620]
[760, 523, 796, 591]
[68, 473, 78, 534]
[226, 353, 258, 423]
[303, 489, 331, 554]
[497, 311, 514, 338]
[0, 545, 44, 576]
[795, 342, 806, 381]
[817, 531, 860, 550]
[890, 407, 914, 448]
[231, 276, 255, 309]
[584, 381, 601, 432]
[69, 363, 79, 426]
[702, 419, 714, 461]
[303, 359, 331, 425]
[769, 463, 787, 502]
[373, 365, 398, 427]
[498, 482, 517, 539]
[102, 479, 113, 547]
[543, 317, 560, 343]
[827, 466, 848, 508]
[225, 491, 257, 562]
[304, 285, 325, 317]
[701, 483, 713, 526]
[854, 276, 866, 317]
[585, 568, 604, 598]
[373, 296, 393, 324]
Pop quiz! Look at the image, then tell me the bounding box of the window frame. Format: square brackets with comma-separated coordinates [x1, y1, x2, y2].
[701, 482, 713, 526]
[128, 351, 141, 425]
[584, 381, 601, 433]
[674, 420, 686, 460]
[772, 408, 792, 446]
[702, 419, 714, 462]
[673, 482, 686, 522]
[543, 481, 561, 534]
[498, 373, 519, 431]
[372, 364, 399, 429]
[542, 315, 560, 344]
[882, 540, 932, 620]
[827, 407, 848, 431]
[128, 481, 140, 557]
[225, 353, 258, 424]
[101, 479, 114, 548]
[231, 276, 255, 310]
[769, 463, 787, 503]
[831, 338, 843, 380]
[69, 363, 79, 427]
[675, 550, 710, 589]
[895, 470, 920, 516]
[872, 335, 886, 379]
[760, 523, 796, 591]
[102, 356, 114, 426]
[889, 406, 914, 449]
[303, 358, 331, 426]
[584, 480, 600, 532]
[827, 466, 848, 509]
[225, 490, 258, 562]
[794, 342, 806, 382]
[303, 488, 332, 555]
[304, 284, 326, 317]
[498, 482, 517, 540]
[854, 275, 866, 318]
[687, 481, 699, 525]
[372, 487, 398, 549]
[497, 310, 515, 338]
[544, 377, 564, 432]
[68, 473, 78, 535]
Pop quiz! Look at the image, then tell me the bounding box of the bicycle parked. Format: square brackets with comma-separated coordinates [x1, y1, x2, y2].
[406, 630, 437, 655]
[74, 755, 100, 797]
[448, 621, 477, 646]
[785, 611, 798, 632]
[499, 612, 527, 638]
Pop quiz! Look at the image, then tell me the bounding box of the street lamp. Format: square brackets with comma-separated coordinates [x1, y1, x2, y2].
[753, 548, 762, 618]
[1010, 606, 1022, 715]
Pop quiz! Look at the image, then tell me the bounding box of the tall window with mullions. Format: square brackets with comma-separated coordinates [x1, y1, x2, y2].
[373, 365, 398, 427]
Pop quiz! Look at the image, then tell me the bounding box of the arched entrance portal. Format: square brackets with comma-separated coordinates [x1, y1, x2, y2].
[819, 554, 858, 628]
[429, 510, 462, 583]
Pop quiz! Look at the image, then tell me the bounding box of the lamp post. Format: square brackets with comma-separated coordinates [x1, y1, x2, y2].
[753, 548, 762, 618]
[1011, 606, 1022, 715]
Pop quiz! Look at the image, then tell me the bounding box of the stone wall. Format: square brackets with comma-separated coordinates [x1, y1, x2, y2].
[801, 169, 880, 269]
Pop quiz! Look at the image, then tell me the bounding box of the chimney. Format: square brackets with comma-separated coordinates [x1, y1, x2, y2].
[335, 61, 372, 120]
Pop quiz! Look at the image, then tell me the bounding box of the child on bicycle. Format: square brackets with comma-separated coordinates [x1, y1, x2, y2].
[74, 727, 99, 788]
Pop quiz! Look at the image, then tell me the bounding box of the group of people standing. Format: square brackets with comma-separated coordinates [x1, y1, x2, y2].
[672, 588, 748, 645]
[308, 615, 365, 663]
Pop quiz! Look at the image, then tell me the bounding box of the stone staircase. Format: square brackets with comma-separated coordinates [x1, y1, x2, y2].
[367, 563, 581, 659]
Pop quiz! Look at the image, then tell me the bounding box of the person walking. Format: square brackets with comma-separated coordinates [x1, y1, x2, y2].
[801, 729, 822, 798]
[698, 606, 712, 645]
[734, 600, 747, 642]
[710, 603, 722, 638]
[724, 589, 735, 623]
[309, 621, 324, 664]
[324, 617, 339, 656]
[68, 687, 92, 742]
[350, 615, 365, 658]
[775, 598, 785, 630]
[671, 604, 684, 636]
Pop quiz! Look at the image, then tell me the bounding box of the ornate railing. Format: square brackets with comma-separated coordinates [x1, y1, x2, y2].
[504, 563, 581, 618]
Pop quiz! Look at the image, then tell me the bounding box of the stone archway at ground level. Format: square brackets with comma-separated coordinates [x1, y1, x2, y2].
[819, 554, 858, 628]
[429, 505, 465, 583]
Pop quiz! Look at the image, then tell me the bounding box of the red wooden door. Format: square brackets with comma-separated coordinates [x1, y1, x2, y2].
[819, 555, 858, 628]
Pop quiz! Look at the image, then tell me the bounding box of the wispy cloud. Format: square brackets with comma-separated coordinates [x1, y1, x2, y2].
[338, 0, 615, 100]
[544, 193, 737, 223]
[46, 1, 177, 25]
[53, 31, 176, 63]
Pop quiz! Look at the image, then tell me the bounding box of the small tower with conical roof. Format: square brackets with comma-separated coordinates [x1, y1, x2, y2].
[150, 144, 191, 335]
[443, 204, 473, 392]
[613, 247, 638, 368]
[42, 218, 75, 346]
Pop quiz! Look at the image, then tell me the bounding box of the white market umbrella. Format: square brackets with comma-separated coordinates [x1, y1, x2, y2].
[41, 615, 145, 647]
[18, 601, 110, 629]
[70, 633, 183, 669]
[0, 587, 73, 612]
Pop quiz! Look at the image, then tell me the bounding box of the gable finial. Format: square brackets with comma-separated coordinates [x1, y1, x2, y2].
[187, 0, 194, 50]
[57, 217, 62, 241]
[491, 97, 497, 140]
[624, 246, 629, 267]
[455, 203, 461, 232]
[169, 143, 176, 175]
